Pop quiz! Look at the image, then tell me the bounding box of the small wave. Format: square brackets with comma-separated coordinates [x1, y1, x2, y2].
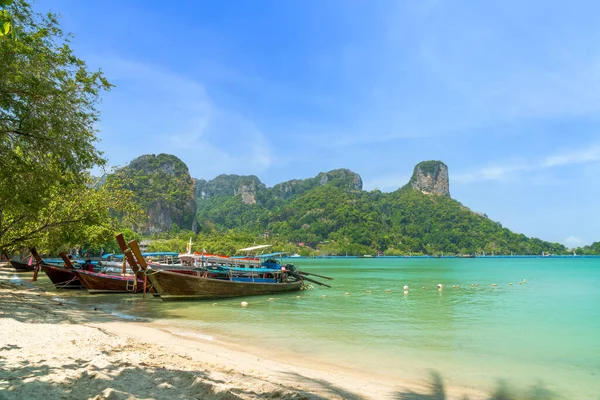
[168, 329, 214, 341]
[110, 312, 139, 321]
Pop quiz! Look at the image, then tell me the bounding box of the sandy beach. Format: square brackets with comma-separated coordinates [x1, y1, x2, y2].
[0, 264, 487, 400]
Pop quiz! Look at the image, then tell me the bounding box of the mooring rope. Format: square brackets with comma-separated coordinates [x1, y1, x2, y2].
[54, 276, 79, 290]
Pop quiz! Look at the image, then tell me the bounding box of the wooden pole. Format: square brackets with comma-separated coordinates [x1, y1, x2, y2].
[59, 252, 75, 269]
[30, 248, 42, 281]
[128, 240, 149, 299]
[297, 270, 334, 280]
[290, 271, 331, 288]
[128, 240, 149, 269]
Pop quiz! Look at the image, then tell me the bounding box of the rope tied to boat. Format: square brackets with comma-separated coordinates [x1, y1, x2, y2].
[54, 276, 79, 290]
[144, 267, 160, 276]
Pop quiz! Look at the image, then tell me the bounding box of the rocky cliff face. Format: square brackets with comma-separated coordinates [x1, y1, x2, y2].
[407, 161, 450, 197]
[271, 169, 363, 200]
[195, 175, 266, 205]
[111, 154, 197, 233]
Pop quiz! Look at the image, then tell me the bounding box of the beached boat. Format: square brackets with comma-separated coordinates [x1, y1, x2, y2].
[456, 254, 476, 258]
[39, 263, 82, 289]
[71, 269, 149, 294]
[9, 259, 35, 272]
[57, 253, 148, 294]
[30, 248, 83, 289]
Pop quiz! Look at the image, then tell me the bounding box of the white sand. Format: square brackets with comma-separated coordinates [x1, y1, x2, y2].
[0, 265, 485, 399]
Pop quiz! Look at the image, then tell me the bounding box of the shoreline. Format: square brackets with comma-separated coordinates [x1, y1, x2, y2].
[0, 264, 488, 399]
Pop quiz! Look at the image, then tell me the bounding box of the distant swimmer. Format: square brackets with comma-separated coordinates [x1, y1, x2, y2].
[437, 284, 443, 290]
[509, 283, 513, 286]
[492, 284, 497, 287]
[404, 285, 409, 291]
[523, 279, 527, 284]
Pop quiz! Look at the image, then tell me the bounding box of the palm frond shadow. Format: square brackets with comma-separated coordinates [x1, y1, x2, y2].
[394, 371, 562, 400]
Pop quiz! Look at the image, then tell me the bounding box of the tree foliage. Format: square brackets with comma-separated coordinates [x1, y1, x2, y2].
[0, 0, 138, 253]
[194, 180, 569, 256]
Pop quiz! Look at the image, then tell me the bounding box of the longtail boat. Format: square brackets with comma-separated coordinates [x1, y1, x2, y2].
[58, 253, 149, 294]
[71, 269, 150, 294]
[9, 257, 35, 272]
[116, 234, 308, 301]
[31, 248, 82, 289]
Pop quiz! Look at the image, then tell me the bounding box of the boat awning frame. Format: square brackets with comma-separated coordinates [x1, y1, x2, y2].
[237, 244, 272, 252]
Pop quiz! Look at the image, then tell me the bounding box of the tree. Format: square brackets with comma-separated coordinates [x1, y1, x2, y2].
[0, 0, 133, 252]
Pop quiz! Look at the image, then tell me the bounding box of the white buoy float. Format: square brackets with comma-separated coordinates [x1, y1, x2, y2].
[240, 301, 248, 307]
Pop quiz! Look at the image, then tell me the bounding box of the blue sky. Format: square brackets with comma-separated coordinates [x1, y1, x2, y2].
[39, 0, 600, 247]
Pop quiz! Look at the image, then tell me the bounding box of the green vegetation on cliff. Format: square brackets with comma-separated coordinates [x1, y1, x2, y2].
[106, 155, 588, 256]
[108, 154, 196, 233]
[194, 170, 566, 256]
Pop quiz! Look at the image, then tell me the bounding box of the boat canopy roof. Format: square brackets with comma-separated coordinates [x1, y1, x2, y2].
[237, 244, 272, 252]
[256, 252, 288, 258]
[108, 252, 179, 259]
[220, 266, 282, 273]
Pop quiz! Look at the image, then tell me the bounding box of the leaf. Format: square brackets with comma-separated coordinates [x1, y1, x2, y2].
[0, 21, 9, 35]
[0, 0, 14, 6]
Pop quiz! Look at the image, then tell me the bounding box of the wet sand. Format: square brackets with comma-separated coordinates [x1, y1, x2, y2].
[0, 264, 486, 399]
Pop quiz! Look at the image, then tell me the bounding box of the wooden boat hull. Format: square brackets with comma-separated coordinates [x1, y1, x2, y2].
[40, 264, 82, 289]
[147, 269, 303, 301]
[9, 260, 35, 272]
[71, 270, 151, 294]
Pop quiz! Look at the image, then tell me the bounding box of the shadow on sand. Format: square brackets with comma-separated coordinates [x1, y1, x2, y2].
[394, 371, 561, 400]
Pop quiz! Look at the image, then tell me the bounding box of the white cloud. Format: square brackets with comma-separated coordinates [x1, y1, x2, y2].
[542, 145, 600, 168]
[91, 55, 272, 178]
[363, 173, 410, 192]
[565, 236, 584, 248]
[454, 144, 600, 183]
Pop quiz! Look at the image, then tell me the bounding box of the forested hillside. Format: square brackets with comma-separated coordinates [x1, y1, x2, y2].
[193, 161, 567, 255]
[196, 181, 566, 256]
[106, 156, 579, 256]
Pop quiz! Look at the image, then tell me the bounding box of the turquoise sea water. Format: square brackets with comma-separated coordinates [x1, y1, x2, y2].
[25, 258, 600, 398]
